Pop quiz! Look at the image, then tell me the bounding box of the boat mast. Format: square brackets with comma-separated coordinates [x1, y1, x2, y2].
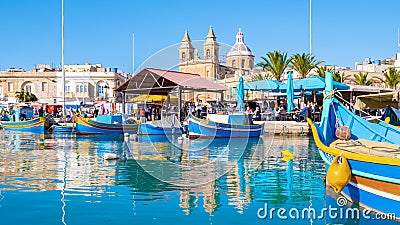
[62, 0, 66, 120]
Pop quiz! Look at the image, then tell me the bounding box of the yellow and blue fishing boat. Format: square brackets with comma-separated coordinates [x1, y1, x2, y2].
[308, 72, 400, 218]
[74, 113, 138, 135]
[1, 117, 49, 133]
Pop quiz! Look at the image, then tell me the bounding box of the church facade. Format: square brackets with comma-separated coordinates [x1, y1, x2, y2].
[178, 26, 257, 101]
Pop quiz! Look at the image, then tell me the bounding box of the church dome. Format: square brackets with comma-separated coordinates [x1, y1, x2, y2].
[227, 29, 253, 57]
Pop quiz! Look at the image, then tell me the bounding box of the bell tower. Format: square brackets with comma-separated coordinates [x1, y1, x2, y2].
[203, 25, 219, 64]
[179, 30, 194, 63]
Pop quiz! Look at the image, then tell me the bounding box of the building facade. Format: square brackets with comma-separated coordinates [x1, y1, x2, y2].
[0, 70, 57, 103]
[0, 63, 128, 104]
[178, 27, 256, 101]
[55, 64, 128, 104]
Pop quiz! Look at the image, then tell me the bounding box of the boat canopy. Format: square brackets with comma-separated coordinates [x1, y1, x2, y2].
[354, 91, 400, 110]
[96, 115, 123, 124]
[206, 113, 253, 125]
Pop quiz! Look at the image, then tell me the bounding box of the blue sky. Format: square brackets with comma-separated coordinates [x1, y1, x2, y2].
[0, 0, 399, 72]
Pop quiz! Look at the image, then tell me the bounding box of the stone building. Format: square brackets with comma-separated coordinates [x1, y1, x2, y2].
[178, 27, 256, 101]
[55, 64, 127, 104]
[0, 68, 58, 104]
[0, 63, 128, 104]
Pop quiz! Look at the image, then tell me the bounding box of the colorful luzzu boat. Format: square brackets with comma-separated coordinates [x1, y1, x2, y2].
[74, 113, 138, 135]
[308, 72, 400, 219]
[138, 115, 182, 135]
[1, 117, 51, 133]
[186, 113, 263, 138]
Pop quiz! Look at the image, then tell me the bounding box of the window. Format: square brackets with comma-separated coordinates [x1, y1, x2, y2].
[182, 52, 186, 61]
[84, 84, 87, 93]
[65, 83, 70, 92]
[206, 49, 210, 58]
[232, 60, 236, 68]
[79, 85, 83, 93]
[241, 59, 245, 69]
[42, 82, 47, 92]
[97, 84, 105, 97]
[76, 85, 79, 93]
[8, 82, 13, 92]
[25, 84, 32, 93]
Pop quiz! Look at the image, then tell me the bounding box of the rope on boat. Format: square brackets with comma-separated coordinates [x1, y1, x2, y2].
[334, 140, 400, 158]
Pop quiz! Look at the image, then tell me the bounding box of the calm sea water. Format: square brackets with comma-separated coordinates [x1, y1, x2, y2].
[0, 131, 397, 225]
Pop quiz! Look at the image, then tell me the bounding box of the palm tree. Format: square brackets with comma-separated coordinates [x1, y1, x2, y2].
[316, 66, 350, 83]
[250, 73, 265, 81]
[256, 50, 292, 81]
[352, 72, 376, 86]
[290, 53, 324, 78]
[15, 89, 26, 102]
[334, 72, 351, 83]
[375, 67, 400, 89]
[15, 89, 38, 102]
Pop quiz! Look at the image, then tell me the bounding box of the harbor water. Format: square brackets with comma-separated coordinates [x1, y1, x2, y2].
[0, 132, 397, 225]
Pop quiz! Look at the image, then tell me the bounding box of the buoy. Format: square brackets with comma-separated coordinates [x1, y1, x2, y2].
[281, 149, 294, 162]
[384, 117, 391, 124]
[103, 153, 119, 160]
[327, 154, 351, 193]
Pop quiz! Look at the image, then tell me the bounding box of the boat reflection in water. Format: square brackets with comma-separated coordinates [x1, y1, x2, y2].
[0, 132, 349, 224]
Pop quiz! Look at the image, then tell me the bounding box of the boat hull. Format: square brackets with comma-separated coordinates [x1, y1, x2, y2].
[74, 114, 138, 135]
[139, 123, 182, 135]
[319, 150, 400, 217]
[187, 114, 263, 138]
[1, 118, 46, 133]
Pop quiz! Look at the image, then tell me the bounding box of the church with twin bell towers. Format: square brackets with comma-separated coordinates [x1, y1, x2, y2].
[178, 26, 256, 101]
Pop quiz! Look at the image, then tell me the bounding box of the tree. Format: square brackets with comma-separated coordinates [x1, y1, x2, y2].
[316, 66, 350, 83]
[290, 53, 324, 78]
[15, 89, 38, 102]
[352, 72, 376, 86]
[250, 73, 274, 81]
[256, 50, 292, 81]
[374, 67, 400, 89]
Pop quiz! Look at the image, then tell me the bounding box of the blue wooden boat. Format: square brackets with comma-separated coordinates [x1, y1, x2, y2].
[1, 117, 51, 133]
[139, 115, 182, 135]
[187, 113, 263, 138]
[74, 113, 138, 135]
[139, 123, 182, 135]
[308, 72, 400, 219]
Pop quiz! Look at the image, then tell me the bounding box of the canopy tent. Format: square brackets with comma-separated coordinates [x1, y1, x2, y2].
[130, 94, 178, 103]
[242, 79, 282, 91]
[115, 68, 226, 119]
[381, 105, 400, 126]
[116, 68, 226, 95]
[354, 91, 400, 110]
[275, 76, 350, 92]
